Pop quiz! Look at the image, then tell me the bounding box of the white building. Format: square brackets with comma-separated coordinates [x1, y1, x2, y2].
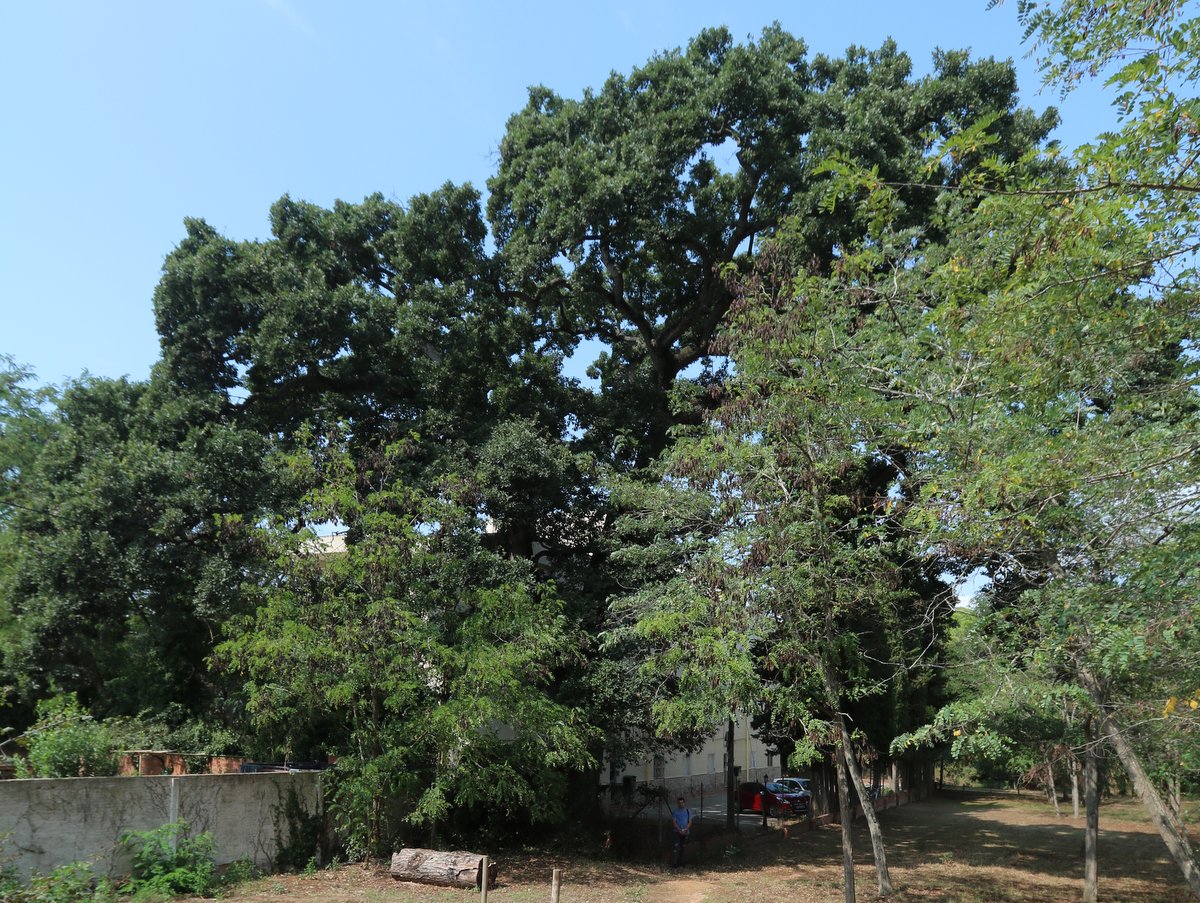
[600, 713, 779, 797]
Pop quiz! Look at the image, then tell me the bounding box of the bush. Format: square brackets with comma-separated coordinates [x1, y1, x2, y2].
[0, 861, 117, 903]
[21, 695, 117, 778]
[26, 862, 109, 903]
[119, 822, 217, 897]
[0, 822, 256, 902]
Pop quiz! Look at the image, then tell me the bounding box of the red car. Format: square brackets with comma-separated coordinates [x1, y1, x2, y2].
[736, 781, 803, 817]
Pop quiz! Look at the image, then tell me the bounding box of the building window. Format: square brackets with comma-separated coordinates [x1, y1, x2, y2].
[653, 755, 665, 780]
[609, 761, 623, 783]
[684, 753, 692, 776]
[707, 753, 716, 774]
[750, 751, 757, 770]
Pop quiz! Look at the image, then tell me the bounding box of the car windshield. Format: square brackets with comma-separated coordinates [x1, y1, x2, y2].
[765, 783, 789, 793]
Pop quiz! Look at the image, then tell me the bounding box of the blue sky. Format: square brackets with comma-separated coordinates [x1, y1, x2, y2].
[1, 1, 1112, 387]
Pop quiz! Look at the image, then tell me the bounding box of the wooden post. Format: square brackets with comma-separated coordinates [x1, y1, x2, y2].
[480, 856, 489, 903]
[550, 868, 562, 903]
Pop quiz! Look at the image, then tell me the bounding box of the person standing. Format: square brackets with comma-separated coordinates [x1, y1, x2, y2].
[671, 796, 693, 867]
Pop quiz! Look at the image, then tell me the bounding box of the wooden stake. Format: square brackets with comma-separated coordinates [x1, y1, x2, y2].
[550, 867, 562, 903]
[480, 856, 489, 903]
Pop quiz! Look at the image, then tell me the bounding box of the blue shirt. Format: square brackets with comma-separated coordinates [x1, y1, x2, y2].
[673, 806, 691, 833]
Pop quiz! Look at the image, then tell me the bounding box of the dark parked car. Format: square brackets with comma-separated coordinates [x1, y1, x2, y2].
[776, 778, 811, 813]
[736, 781, 804, 817]
[777, 777, 811, 797]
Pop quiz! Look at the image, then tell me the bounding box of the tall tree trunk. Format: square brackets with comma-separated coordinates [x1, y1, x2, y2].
[1083, 717, 1100, 903]
[726, 716, 736, 832]
[838, 716, 893, 896]
[834, 742, 857, 903]
[1046, 758, 1061, 817]
[1070, 750, 1080, 820]
[817, 643, 891, 896]
[1080, 671, 1200, 900]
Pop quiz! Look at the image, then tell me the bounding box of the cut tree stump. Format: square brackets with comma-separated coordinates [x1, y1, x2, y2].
[389, 849, 495, 889]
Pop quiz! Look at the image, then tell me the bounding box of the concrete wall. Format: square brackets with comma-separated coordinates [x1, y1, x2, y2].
[0, 772, 321, 880]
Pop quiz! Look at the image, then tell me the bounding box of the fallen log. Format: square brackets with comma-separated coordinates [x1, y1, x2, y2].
[389, 849, 494, 889]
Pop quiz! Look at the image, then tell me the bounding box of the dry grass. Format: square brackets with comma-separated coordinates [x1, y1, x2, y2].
[195, 792, 1197, 903]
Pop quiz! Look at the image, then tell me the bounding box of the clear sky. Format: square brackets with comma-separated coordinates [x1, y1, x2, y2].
[1, 1, 1112, 387]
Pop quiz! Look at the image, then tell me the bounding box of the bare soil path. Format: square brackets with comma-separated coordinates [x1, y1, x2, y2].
[195, 792, 1197, 903]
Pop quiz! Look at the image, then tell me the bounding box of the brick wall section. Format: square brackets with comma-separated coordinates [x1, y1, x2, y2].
[0, 772, 321, 880]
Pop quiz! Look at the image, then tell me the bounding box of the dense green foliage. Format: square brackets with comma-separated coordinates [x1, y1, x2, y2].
[120, 822, 218, 897]
[0, 821, 251, 903]
[17, 694, 117, 778]
[218, 431, 595, 855]
[3, 8, 1199, 899]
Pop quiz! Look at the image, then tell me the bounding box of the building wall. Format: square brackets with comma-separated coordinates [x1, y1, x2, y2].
[0, 772, 321, 880]
[601, 714, 781, 795]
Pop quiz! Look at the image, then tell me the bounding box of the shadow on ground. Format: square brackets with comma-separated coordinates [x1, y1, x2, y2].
[628, 792, 1194, 903]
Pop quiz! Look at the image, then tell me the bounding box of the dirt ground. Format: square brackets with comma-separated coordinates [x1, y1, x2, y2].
[197, 792, 1197, 903]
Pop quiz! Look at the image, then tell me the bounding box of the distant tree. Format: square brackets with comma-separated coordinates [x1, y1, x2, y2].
[0, 357, 54, 722]
[0, 376, 282, 721]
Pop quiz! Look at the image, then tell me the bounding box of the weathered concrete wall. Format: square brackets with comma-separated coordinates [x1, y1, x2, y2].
[0, 772, 321, 880]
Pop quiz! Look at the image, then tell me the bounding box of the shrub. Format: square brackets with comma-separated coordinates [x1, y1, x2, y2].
[119, 822, 217, 897]
[221, 856, 258, 886]
[26, 862, 107, 903]
[21, 695, 117, 778]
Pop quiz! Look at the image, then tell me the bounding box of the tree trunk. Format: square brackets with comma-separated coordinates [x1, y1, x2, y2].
[726, 716, 736, 832]
[838, 715, 892, 896]
[834, 742, 857, 903]
[1070, 750, 1080, 820]
[1046, 759, 1061, 817]
[1083, 718, 1100, 903]
[390, 850, 493, 889]
[817, 637, 890, 897]
[1080, 671, 1200, 900]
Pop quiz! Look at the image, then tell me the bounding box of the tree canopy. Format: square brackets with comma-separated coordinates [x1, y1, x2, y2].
[4, 11, 1199, 899]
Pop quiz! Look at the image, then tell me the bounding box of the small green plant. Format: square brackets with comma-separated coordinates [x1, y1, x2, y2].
[221, 856, 258, 887]
[119, 821, 216, 897]
[0, 863, 27, 902]
[26, 862, 113, 903]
